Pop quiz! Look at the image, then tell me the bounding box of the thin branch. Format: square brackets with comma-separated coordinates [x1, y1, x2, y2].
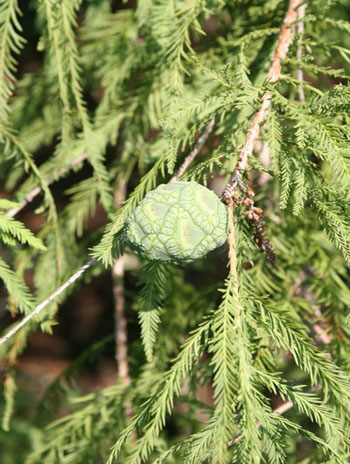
[228, 400, 294, 446]
[170, 118, 215, 182]
[256, 141, 271, 186]
[222, 0, 303, 201]
[0, 258, 95, 347]
[228, 203, 238, 283]
[112, 178, 130, 385]
[293, 270, 333, 346]
[296, 3, 307, 102]
[313, 313, 332, 345]
[6, 153, 88, 218]
[113, 256, 129, 382]
[228, 384, 319, 446]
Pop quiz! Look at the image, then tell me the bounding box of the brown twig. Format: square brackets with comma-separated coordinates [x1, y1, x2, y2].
[228, 203, 238, 283]
[228, 400, 294, 446]
[312, 312, 332, 346]
[6, 153, 88, 218]
[230, 188, 277, 263]
[228, 383, 320, 446]
[296, 3, 307, 102]
[170, 118, 215, 182]
[113, 256, 129, 382]
[112, 178, 130, 385]
[256, 141, 272, 186]
[293, 270, 332, 346]
[222, 0, 303, 201]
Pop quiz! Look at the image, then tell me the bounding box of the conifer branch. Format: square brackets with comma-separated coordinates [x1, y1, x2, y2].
[0, 0, 25, 120]
[225, 181, 335, 455]
[0, 258, 95, 348]
[6, 153, 88, 218]
[107, 316, 211, 463]
[222, 0, 304, 201]
[1, 128, 58, 220]
[221, 207, 267, 459]
[42, 0, 72, 140]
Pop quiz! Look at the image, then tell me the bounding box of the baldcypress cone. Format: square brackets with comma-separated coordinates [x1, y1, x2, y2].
[125, 181, 228, 262]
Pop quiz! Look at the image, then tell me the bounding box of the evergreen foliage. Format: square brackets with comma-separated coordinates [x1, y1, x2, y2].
[1, 0, 350, 462]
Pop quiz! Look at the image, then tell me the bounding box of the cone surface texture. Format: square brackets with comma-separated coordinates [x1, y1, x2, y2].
[126, 181, 228, 262]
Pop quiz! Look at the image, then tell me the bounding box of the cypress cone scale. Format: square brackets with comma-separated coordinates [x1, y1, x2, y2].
[125, 181, 228, 262]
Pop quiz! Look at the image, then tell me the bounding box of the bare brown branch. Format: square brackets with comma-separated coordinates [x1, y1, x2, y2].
[170, 118, 215, 182]
[228, 400, 294, 446]
[228, 384, 320, 447]
[293, 270, 333, 346]
[297, 3, 307, 102]
[228, 203, 238, 283]
[112, 178, 130, 385]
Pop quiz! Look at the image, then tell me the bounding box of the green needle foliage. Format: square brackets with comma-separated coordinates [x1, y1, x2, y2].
[1, 0, 350, 463]
[138, 262, 169, 362]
